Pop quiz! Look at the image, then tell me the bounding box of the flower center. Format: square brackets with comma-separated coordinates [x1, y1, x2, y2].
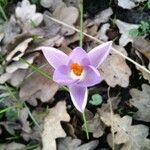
[70, 63, 83, 76]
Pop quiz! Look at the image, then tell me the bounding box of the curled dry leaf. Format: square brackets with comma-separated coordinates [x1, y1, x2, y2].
[19, 62, 59, 105]
[15, 0, 43, 29]
[99, 44, 132, 87]
[129, 84, 150, 122]
[42, 101, 70, 150]
[6, 53, 37, 73]
[6, 38, 33, 62]
[116, 19, 138, 47]
[57, 136, 99, 150]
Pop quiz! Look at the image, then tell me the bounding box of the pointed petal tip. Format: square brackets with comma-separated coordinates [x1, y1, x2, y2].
[36, 46, 69, 69]
[69, 86, 88, 113]
[88, 41, 112, 68]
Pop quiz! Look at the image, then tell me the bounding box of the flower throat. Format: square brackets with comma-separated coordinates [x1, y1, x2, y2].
[70, 63, 83, 76]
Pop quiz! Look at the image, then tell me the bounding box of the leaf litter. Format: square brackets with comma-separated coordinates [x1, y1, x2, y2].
[0, 0, 150, 149]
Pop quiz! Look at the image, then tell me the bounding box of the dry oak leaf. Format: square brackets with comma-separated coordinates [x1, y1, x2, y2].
[129, 84, 150, 122]
[99, 44, 132, 87]
[133, 37, 150, 61]
[96, 23, 110, 42]
[100, 113, 149, 150]
[97, 98, 149, 149]
[42, 101, 70, 150]
[19, 63, 59, 106]
[15, 0, 43, 29]
[0, 16, 21, 47]
[116, 19, 138, 47]
[44, 2, 79, 36]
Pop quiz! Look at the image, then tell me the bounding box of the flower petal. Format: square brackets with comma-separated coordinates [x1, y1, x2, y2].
[69, 47, 90, 66]
[78, 65, 101, 87]
[88, 41, 112, 68]
[69, 86, 88, 112]
[53, 65, 78, 85]
[39, 46, 69, 69]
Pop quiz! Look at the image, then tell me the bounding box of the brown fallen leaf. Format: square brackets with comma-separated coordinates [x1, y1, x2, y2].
[19, 58, 59, 105]
[44, 2, 79, 36]
[97, 96, 149, 150]
[15, 0, 43, 30]
[88, 113, 105, 138]
[94, 8, 113, 25]
[88, 97, 120, 138]
[57, 136, 99, 150]
[99, 45, 132, 87]
[96, 23, 110, 42]
[118, 0, 141, 9]
[129, 84, 150, 122]
[116, 19, 138, 47]
[6, 53, 38, 73]
[137, 63, 150, 83]
[133, 37, 150, 60]
[0, 53, 38, 86]
[42, 101, 70, 150]
[0, 16, 21, 49]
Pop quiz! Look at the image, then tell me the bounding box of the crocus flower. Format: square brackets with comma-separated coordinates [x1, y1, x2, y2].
[40, 41, 112, 112]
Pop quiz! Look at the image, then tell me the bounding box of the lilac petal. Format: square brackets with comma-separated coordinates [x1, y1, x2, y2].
[53, 65, 78, 85]
[88, 41, 112, 68]
[69, 86, 88, 112]
[78, 65, 101, 87]
[39, 46, 69, 69]
[69, 47, 90, 66]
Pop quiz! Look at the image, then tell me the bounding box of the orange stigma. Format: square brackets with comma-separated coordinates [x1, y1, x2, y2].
[70, 63, 83, 76]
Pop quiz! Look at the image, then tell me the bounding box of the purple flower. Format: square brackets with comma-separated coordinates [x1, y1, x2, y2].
[40, 41, 112, 112]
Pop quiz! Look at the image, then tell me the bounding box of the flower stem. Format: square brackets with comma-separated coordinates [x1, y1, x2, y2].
[79, 0, 89, 140]
[79, 0, 83, 47]
[82, 111, 89, 140]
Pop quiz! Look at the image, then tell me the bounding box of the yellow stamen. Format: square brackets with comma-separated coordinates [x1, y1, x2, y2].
[70, 63, 83, 76]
